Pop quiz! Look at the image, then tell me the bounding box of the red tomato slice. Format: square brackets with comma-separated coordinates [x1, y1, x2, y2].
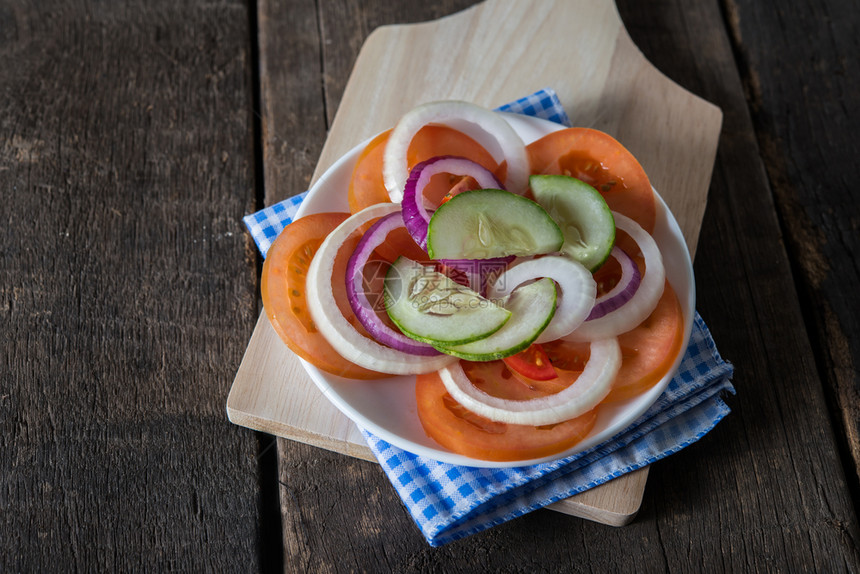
[437, 175, 479, 207]
[542, 339, 591, 372]
[416, 359, 597, 462]
[348, 125, 502, 214]
[369, 225, 430, 264]
[592, 248, 626, 295]
[605, 282, 685, 401]
[527, 128, 656, 233]
[261, 212, 388, 380]
[348, 130, 392, 214]
[502, 343, 558, 380]
[542, 281, 684, 402]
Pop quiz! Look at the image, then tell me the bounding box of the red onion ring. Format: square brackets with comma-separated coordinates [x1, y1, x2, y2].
[345, 212, 441, 356]
[402, 155, 503, 250]
[306, 203, 456, 374]
[586, 247, 641, 320]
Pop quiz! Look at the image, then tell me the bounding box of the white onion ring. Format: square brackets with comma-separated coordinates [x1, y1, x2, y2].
[306, 203, 457, 375]
[486, 255, 596, 343]
[565, 213, 665, 341]
[439, 338, 621, 425]
[383, 101, 529, 202]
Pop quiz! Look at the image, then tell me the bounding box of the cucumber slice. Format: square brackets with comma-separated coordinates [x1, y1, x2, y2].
[529, 175, 616, 271]
[434, 277, 556, 361]
[426, 189, 564, 259]
[384, 257, 511, 346]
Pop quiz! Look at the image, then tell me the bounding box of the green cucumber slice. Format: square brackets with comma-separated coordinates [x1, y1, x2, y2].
[426, 188, 564, 259]
[384, 257, 511, 346]
[434, 277, 556, 361]
[529, 175, 615, 271]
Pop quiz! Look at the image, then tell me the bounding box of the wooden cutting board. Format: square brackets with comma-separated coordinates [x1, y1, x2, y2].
[228, 0, 721, 526]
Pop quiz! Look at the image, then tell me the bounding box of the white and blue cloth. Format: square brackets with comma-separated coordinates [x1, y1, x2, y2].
[243, 89, 735, 546]
[243, 191, 309, 257]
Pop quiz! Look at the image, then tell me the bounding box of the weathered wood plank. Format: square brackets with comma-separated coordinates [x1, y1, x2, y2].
[0, 1, 262, 570]
[725, 0, 860, 510]
[622, 0, 860, 570]
[257, 0, 328, 205]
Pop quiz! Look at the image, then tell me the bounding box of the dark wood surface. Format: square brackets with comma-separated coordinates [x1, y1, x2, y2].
[2, 0, 858, 571]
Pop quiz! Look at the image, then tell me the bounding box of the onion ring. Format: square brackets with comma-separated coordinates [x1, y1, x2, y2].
[486, 254, 596, 343]
[306, 203, 457, 374]
[439, 338, 621, 425]
[566, 212, 665, 341]
[383, 101, 529, 202]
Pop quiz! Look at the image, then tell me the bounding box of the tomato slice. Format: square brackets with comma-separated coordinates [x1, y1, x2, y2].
[348, 125, 502, 214]
[542, 339, 591, 372]
[605, 282, 685, 401]
[416, 359, 597, 462]
[261, 212, 388, 380]
[502, 343, 558, 380]
[348, 130, 392, 214]
[369, 225, 429, 264]
[542, 281, 684, 402]
[526, 128, 656, 233]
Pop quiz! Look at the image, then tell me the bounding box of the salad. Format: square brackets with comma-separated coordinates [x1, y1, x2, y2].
[262, 101, 685, 463]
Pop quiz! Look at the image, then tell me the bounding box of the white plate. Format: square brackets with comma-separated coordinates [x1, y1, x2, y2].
[295, 114, 695, 468]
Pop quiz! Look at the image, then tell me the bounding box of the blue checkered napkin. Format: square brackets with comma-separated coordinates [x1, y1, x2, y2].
[495, 87, 572, 127]
[363, 315, 734, 546]
[243, 191, 308, 257]
[241, 89, 735, 546]
[242, 88, 568, 256]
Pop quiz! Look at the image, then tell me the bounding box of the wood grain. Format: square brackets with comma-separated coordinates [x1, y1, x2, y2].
[725, 0, 860, 509]
[623, 0, 860, 569]
[0, 0, 263, 570]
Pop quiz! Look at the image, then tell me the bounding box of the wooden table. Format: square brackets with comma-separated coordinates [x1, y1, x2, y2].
[2, 0, 858, 571]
